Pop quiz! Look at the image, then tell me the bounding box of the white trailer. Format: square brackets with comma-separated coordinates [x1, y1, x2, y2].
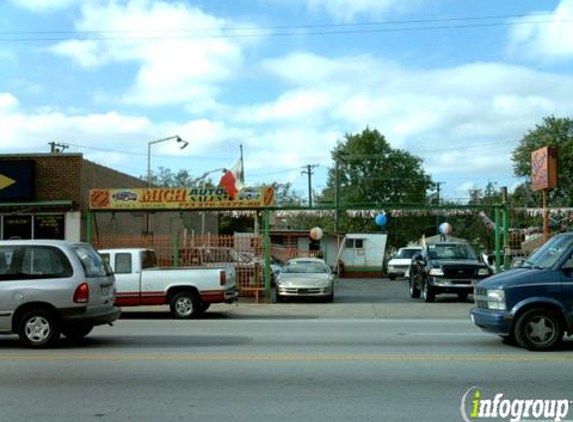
[336, 233, 388, 278]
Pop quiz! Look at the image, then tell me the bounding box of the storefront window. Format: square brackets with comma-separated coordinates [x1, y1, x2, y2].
[34, 215, 65, 240]
[3, 215, 32, 240]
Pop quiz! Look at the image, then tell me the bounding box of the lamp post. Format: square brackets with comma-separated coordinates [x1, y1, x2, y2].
[145, 135, 188, 235]
[147, 135, 189, 186]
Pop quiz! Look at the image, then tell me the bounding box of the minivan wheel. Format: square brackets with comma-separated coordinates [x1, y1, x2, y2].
[18, 310, 60, 348]
[514, 308, 563, 351]
[170, 292, 202, 319]
[62, 325, 93, 341]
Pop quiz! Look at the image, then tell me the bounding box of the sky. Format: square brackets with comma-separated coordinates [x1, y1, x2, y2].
[1, 0, 573, 202]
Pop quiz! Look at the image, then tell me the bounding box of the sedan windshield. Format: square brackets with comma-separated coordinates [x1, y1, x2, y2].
[523, 235, 573, 269]
[283, 261, 328, 274]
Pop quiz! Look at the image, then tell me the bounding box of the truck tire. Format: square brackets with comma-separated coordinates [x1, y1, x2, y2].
[409, 277, 420, 299]
[389, 274, 396, 280]
[18, 309, 60, 348]
[422, 280, 435, 303]
[514, 308, 563, 351]
[170, 292, 202, 319]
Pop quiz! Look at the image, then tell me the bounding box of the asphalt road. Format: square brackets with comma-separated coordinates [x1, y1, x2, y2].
[1, 279, 572, 422]
[1, 319, 572, 422]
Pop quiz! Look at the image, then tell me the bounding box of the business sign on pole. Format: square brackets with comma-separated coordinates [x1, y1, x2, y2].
[89, 186, 275, 210]
[531, 146, 558, 192]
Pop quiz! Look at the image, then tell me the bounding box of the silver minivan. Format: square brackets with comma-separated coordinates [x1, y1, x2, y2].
[0, 240, 120, 348]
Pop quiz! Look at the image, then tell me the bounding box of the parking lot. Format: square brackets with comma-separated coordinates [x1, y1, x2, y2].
[121, 277, 475, 320]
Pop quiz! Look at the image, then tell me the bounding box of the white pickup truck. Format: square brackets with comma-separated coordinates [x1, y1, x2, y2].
[98, 248, 238, 318]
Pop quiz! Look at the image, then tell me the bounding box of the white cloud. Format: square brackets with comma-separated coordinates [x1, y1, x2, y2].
[0, 93, 19, 112]
[49, 0, 248, 108]
[243, 52, 573, 192]
[507, 0, 573, 62]
[262, 0, 426, 22]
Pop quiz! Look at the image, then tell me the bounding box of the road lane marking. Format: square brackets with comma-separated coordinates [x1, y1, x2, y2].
[1, 354, 572, 361]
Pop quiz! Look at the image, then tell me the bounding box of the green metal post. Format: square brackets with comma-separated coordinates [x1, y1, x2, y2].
[172, 233, 180, 267]
[503, 204, 510, 270]
[86, 211, 93, 244]
[494, 206, 501, 272]
[263, 208, 271, 299]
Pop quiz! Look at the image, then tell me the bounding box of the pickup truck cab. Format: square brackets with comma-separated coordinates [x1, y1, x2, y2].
[99, 248, 238, 318]
[470, 232, 573, 351]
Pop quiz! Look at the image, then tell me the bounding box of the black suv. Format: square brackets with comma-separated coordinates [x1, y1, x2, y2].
[408, 241, 492, 302]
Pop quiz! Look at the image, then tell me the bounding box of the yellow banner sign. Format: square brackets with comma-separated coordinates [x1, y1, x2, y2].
[89, 187, 275, 210]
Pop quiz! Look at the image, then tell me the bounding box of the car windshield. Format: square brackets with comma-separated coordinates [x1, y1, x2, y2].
[396, 249, 420, 259]
[283, 261, 328, 274]
[428, 243, 477, 260]
[523, 235, 573, 269]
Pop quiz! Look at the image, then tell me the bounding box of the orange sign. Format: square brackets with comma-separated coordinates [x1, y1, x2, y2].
[531, 146, 558, 191]
[89, 187, 275, 210]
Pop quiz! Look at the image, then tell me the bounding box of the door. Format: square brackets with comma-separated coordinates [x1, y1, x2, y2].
[560, 250, 573, 318]
[111, 252, 142, 305]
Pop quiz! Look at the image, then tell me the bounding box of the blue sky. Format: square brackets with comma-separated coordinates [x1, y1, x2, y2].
[1, 0, 572, 202]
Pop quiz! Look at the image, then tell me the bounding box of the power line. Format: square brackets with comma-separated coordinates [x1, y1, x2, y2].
[0, 12, 570, 42]
[0, 12, 560, 35]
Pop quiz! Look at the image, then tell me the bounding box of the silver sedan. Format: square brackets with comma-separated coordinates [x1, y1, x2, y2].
[275, 258, 335, 302]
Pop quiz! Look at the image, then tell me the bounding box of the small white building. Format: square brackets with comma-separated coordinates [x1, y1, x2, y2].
[336, 233, 388, 278]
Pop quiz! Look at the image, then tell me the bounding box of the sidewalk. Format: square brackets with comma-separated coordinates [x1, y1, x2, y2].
[119, 299, 474, 320]
[119, 278, 474, 320]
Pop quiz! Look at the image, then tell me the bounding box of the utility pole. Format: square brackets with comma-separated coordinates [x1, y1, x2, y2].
[301, 164, 318, 207]
[48, 142, 69, 153]
[434, 181, 445, 234]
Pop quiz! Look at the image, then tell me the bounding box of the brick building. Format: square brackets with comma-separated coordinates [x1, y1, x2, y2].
[0, 153, 217, 241]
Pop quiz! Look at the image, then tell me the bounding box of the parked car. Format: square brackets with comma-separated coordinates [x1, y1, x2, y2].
[387, 246, 422, 280]
[275, 257, 335, 302]
[0, 240, 120, 348]
[408, 241, 491, 302]
[471, 232, 573, 351]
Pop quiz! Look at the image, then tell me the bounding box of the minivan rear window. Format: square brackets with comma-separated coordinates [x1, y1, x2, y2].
[73, 245, 113, 278]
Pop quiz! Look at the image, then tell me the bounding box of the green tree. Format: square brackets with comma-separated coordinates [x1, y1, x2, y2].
[511, 116, 573, 206]
[145, 167, 216, 187]
[322, 128, 433, 207]
[319, 128, 434, 245]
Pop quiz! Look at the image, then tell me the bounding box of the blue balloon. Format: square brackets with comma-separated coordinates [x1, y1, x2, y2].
[375, 214, 387, 226]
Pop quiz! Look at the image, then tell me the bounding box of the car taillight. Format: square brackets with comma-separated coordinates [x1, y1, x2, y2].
[220, 271, 226, 286]
[73, 283, 90, 303]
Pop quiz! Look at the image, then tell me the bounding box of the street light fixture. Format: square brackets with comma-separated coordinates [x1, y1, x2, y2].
[147, 135, 188, 186]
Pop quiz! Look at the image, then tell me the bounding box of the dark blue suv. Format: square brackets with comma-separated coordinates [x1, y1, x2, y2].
[470, 232, 573, 351]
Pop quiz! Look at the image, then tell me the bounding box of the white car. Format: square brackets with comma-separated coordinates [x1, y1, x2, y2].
[275, 258, 334, 302]
[387, 246, 422, 280]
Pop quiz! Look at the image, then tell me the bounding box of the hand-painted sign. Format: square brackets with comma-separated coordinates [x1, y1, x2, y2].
[531, 146, 558, 191]
[0, 160, 35, 201]
[89, 186, 275, 210]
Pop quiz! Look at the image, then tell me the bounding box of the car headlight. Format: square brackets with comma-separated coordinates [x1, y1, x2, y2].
[485, 289, 506, 310]
[486, 289, 505, 302]
[429, 268, 444, 276]
[477, 268, 490, 276]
